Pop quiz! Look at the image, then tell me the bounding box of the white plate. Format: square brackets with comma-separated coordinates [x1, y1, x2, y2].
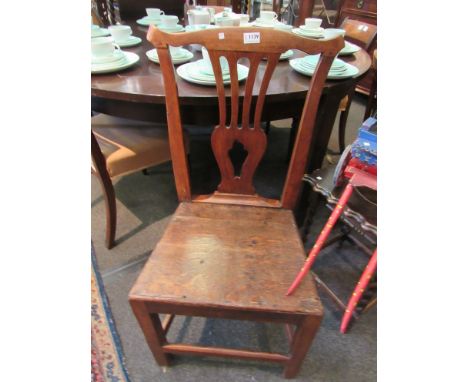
[92, 51, 140, 74]
[339, 41, 361, 56]
[289, 57, 359, 80]
[302, 55, 347, 70]
[136, 17, 162, 26]
[114, 36, 142, 48]
[91, 28, 110, 38]
[177, 62, 249, 86]
[92, 50, 126, 65]
[146, 48, 194, 65]
[292, 28, 324, 39]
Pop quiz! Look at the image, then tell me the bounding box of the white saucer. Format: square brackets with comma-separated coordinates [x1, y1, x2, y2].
[92, 51, 140, 74]
[157, 25, 185, 33]
[292, 28, 324, 39]
[146, 48, 194, 65]
[136, 17, 163, 26]
[185, 24, 218, 32]
[289, 57, 359, 80]
[252, 19, 282, 28]
[299, 25, 324, 33]
[114, 36, 142, 48]
[91, 28, 110, 38]
[92, 50, 125, 65]
[338, 41, 361, 56]
[177, 61, 249, 86]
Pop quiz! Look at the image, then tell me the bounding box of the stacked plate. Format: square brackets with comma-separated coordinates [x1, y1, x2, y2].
[114, 35, 142, 48]
[292, 26, 324, 38]
[177, 60, 249, 86]
[146, 48, 194, 65]
[338, 41, 361, 56]
[92, 50, 140, 74]
[136, 16, 163, 26]
[289, 54, 359, 80]
[91, 25, 110, 38]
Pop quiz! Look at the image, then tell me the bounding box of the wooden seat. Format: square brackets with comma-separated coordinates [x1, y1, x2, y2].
[131, 202, 322, 314]
[129, 26, 343, 378]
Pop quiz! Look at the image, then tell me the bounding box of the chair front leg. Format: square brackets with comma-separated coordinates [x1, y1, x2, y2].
[283, 315, 322, 378]
[129, 300, 171, 367]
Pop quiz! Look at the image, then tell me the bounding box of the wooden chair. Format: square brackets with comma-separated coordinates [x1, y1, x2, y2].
[336, 18, 377, 153]
[129, 26, 343, 378]
[91, 114, 186, 249]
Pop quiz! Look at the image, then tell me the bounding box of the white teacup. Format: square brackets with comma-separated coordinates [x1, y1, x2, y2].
[146, 8, 164, 19]
[91, 24, 99, 31]
[108, 25, 132, 43]
[304, 18, 322, 30]
[201, 47, 228, 74]
[160, 15, 179, 27]
[326, 28, 346, 37]
[91, 36, 120, 60]
[259, 11, 278, 23]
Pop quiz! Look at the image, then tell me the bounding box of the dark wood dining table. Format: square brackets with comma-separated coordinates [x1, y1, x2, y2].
[91, 20, 371, 222]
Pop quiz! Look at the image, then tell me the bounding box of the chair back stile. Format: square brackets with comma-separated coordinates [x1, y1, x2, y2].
[148, 26, 343, 209]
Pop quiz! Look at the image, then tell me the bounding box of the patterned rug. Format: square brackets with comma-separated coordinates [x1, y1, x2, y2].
[92, 245, 130, 382]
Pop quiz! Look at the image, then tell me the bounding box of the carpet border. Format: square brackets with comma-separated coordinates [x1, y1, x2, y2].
[92, 243, 131, 382]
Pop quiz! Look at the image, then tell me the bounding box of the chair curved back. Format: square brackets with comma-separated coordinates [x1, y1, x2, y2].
[148, 26, 343, 209]
[340, 18, 377, 50]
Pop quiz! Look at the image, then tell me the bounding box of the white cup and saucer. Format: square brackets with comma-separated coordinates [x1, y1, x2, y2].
[146, 8, 165, 20]
[255, 11, 279, 27]
[158, 15, 184, 32]
[91, 36, 125, 65]
[108, 25, 142, 47]
[136, 8, 165, 26]
[299, 18, 324, 35]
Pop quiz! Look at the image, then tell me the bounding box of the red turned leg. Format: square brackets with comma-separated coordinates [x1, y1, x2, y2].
[340, 249, 377, 333]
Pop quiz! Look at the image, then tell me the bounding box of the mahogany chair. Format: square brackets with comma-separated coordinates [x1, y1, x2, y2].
[335, 18, 377, 153]
[129, 27, 343, 378]
[91, 114, 187, 249]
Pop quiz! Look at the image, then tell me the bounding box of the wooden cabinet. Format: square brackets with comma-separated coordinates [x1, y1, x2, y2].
[335, 0, 376, 26]
[335, 0, 376, 95]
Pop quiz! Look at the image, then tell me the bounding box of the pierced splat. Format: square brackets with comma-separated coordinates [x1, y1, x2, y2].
[228, 140, 249, 177]
[208, 50, 280, 196]
[149, 26, 343, 207]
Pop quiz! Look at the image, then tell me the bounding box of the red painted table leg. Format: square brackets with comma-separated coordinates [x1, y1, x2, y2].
[340, 249, 377, 333]
[286, 182, 355, 296]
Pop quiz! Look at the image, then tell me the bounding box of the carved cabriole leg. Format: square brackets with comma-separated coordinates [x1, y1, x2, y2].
[283, 315, 322, 378]
[129, 300, 171, 367]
